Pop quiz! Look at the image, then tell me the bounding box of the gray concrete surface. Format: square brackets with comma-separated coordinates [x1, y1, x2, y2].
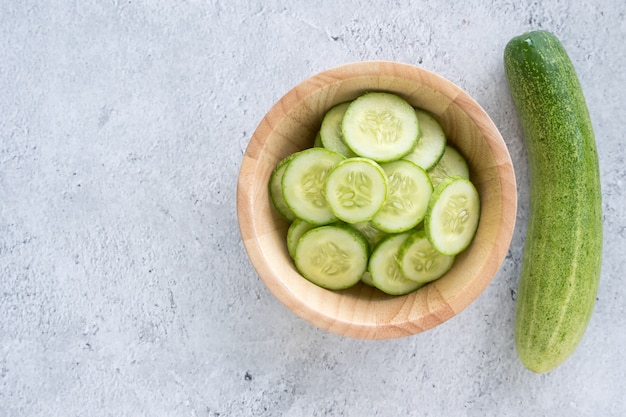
[1, 1, 625, 416]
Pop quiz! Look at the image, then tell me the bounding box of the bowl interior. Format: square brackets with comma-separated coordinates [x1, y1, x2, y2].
[238, 61, 516, 339]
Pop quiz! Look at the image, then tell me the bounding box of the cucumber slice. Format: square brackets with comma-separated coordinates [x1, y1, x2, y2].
[268, 154, 297, 222]
[349, 221, 388, 252]
[281, 148, 346, 225]
[368, 232, 423, 295]
[425, 177, 480, 256]
[324, 157, 388, 224]
[403, 109, 447, 171]
[319, 102, 356, 157]
[287, 218, 316, 259]
[294, 225, 368, 290]
[360, 271, 375, 287]
[371, 159, 433, 233]
[398, 229, 455, 284]
[428, 145, 470, 187]
[342, 92, 419, 163]
[313, 131, 323, 148]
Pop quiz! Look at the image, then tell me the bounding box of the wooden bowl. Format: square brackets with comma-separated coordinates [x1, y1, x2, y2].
[237, 61, 517, 339]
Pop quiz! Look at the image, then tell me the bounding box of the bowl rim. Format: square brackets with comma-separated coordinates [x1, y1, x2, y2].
[237, 60, 517, 339]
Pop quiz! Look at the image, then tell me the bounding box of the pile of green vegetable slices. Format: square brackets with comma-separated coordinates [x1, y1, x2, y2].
[269, 92, 481, 295]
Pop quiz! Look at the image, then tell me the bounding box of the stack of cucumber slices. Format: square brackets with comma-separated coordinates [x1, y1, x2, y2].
[269, 92, 480, 295]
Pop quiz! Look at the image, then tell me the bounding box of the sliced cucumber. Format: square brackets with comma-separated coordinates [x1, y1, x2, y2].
[319, 101, 356, 157]
[361, 271, 375, 287]
[342, 92, 419, 163]
[398, 229, 455, 284]
[313, 131, 323, 148]
[281, 148, 346, 225]
[294, 225, 368, 290]
[403, 109, 447, 171]
[425, 177, 480, 256]
[428, 145, 470, 187]
[324, 157, 388, 224]
[349, 221, 387, 252]
[368, 233, 423, 295]
[268, 154, 297, 222]
[269, 91, 485, 296]
[287, 219, 316, 258]
[371, 159, 433, 233]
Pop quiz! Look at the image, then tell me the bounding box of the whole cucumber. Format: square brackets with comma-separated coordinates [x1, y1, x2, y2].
[504, 30, 602, 373]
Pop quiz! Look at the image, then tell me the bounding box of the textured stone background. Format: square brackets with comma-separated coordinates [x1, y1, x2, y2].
[1, 1, 625, 416]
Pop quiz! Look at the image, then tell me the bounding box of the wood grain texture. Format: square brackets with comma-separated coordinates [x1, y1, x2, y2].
[237, 61, 517, 339]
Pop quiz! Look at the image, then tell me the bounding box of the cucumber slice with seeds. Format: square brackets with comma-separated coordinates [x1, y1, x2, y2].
[319, 102, 356, 157]
[398, 229, 455, 284]
[425, 176, 480, 256]
[287, 219, 316, 259]
[428, 145, 470, 187]
[403, 109, 447, 171]
[294, 225, 368, 290]
[324, 157, 388, 224]
[269, 154, 297, 222]
[342, 92, 419, 163]
[369, 232, 423, 295]
[349, 221, 388, 252]
[281, 148, 346, 225]
[371, 159, 433, 233]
